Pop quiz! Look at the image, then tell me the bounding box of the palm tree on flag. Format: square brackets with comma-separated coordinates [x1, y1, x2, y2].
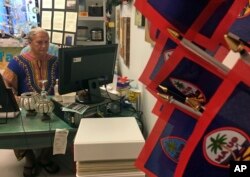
[207, 133, 237, 161]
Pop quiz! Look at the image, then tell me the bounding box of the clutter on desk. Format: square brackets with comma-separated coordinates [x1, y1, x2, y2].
[19, 80, 55, 121]
[62, 102, 89, 115]
[127, 88, 141, 111]
[116, 76, 131, 96]
[115, 75, 142, 111]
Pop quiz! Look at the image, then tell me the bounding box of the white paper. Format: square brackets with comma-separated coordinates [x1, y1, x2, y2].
[41, 11, 52, 30]
[54, 0, 66, 9]
[62, 102, 89, 114]
[222, 50, 240, 69]
[53, 129, 69, 155]
[42, 0, 52, 9]
[66, 0, 76, 9]
[65, 12, 77, 32]
[53, 11, 65, 31]
[52, 32, 63, 44]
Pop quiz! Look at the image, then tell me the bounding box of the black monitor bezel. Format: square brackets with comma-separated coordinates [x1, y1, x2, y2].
[58, 44, 118, 103]
[0, 73, 20, 117]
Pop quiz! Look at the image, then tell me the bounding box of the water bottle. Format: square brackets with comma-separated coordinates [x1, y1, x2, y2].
[54, 79, 62, 102]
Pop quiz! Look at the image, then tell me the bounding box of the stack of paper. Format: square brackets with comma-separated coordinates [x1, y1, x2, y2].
[76, 160, 144, 177]
[74, 117, 145, 177]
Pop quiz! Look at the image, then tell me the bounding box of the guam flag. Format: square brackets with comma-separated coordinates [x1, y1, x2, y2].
[174, 61, 250, 177]
[135, 0, 248, 50]
[152, 100, 164, 116]
[189, 0, 248, 50]
[139, 32, 177, 86]
[229, 1, 250, 43]
[135, 103, 199, 177]
[135, 0, 223, 34]
[147, 46, 226, 112]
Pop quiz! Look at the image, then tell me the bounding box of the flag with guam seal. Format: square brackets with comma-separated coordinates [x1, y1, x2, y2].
[174, 61, 250, 177]
[135, 103, 199, 177]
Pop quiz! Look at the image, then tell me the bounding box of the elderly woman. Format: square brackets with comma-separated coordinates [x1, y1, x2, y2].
[3, 27, 59, 177]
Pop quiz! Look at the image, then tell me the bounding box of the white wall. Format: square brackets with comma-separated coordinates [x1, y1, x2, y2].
[116, 2, 242, 137]
[117, 3, 157, 137]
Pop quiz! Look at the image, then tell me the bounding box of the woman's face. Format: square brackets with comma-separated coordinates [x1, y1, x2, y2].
[30, 32, 49, 57]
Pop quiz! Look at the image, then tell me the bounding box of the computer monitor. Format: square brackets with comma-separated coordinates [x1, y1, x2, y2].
[58, 44, 118, 104]
[0, 74, 20, 118]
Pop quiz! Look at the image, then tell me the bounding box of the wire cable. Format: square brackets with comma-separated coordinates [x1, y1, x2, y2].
[20, 111, 30, 149]
[48, 116, 53, 148]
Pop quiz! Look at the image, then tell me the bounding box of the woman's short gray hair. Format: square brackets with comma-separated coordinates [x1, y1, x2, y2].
[27, 27, 49, 42]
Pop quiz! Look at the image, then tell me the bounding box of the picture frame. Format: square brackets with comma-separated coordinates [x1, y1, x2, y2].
[119, 17, 131, 68]
[115, 9, 121, 41]
[66, 0, 77, 10]
[64, 33, 75, 46]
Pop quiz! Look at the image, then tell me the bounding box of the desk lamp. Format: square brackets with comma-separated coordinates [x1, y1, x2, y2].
[20, 92, 40, 117]
[35, 80, 54, 121]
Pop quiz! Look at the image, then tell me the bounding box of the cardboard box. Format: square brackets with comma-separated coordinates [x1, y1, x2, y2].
[74, 117, 145, 161]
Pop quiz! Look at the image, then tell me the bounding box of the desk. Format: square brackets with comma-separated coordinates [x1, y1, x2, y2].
[53, 98, 143, 131]
[0, 111, 76, 149]
[52, 90, 143, 129]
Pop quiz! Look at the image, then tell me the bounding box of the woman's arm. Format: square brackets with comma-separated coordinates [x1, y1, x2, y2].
[3, 67, 18, 94]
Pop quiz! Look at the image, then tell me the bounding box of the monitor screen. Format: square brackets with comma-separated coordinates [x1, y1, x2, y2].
[58, 44, 118, 104]
[0, 0, 40, 38]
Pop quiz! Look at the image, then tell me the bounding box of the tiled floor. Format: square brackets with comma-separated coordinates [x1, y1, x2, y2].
[0, 149, 76, 177]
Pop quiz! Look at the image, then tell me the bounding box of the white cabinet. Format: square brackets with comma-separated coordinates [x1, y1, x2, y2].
[76, 0, 106, 45]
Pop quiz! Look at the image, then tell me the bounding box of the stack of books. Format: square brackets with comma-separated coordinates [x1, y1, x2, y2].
[74, 117, 145, 177]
